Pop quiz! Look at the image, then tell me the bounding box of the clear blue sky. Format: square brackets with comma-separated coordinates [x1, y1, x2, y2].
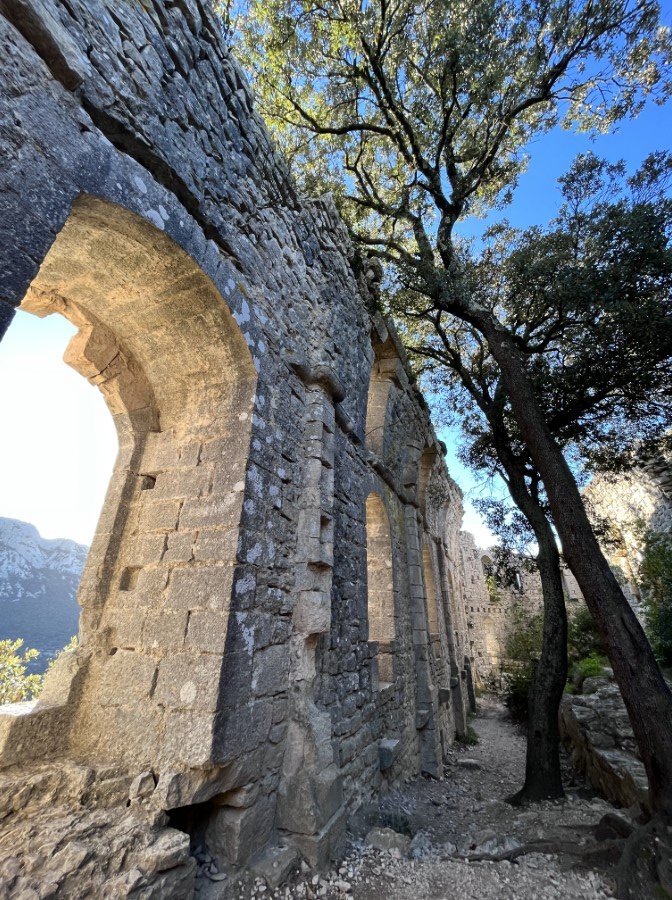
[0, 40, 670, 547]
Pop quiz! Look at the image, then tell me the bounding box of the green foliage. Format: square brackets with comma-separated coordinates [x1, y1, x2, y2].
[567, 606, 605, 663]
[485, 574, 500, 604]
[233, 0, 671, 253]
[0, 639, 43, 705]
[45, 635, 78, 675]
[504, 663, 536, 722]
[506, 607, 544, 662]
[0, 635, 78, 707]
[640, 531, 672, 668]
[569, 652, 609, 691]
[457, 725, 479, 746]
[503, 605, 608, 713]
[502, 608, 544, 721]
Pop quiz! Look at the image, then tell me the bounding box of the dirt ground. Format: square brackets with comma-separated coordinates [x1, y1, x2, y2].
[216, 699, 642, 900]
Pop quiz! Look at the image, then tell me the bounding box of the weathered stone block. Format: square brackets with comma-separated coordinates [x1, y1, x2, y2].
[165, 565, 234, 611]
[154, 653, 222, 712]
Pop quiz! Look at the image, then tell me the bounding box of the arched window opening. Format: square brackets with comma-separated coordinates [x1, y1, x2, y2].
[365, 492, 396, 685]
[422, 544, 442, 657]
[0, 195, 257, 774]
[0, 311, 117, 682]
[365, 340, 400, 456]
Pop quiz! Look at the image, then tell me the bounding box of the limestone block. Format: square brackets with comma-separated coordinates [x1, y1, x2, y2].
[141, 609, 189, 651]
[193, 528, 239, 563]
[96, 650, 158, 706]
[283, 805, 347, 869]
[250, 844, 300, 889]
[214, 700, 274, 764]
[129, 771, 156, 801]
[154, 652, 223, 711]
[163, 530, 196, 563]
[137, 498, 182, 532]
[159, 711, 215, 768]
[252, 644, 290, 697]
[153, 467, 211, 499]
[206, 793, 276, 866]
[185, 610, 229, 653]
[179, 493, 241, 528]
[277, 767, 343, 836]
[137, 829, 191, 876]
[365, 826, 411, 856]
[165, 564, 234, 611]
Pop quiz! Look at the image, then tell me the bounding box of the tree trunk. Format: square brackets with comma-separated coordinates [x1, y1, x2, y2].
[477, 315, 672, 818]
[492, 444, 568, 802]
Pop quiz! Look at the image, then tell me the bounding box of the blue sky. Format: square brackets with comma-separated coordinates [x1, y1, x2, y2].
[0, 54, 670, 547]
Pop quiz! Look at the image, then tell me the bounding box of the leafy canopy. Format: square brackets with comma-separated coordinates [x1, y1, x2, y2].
[416, 152, 672, 488]
[231, 0, 671, 269]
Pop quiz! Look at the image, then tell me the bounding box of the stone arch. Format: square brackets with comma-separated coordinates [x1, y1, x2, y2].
[1, 194, 258, 774]
[365, 492, 396, 685]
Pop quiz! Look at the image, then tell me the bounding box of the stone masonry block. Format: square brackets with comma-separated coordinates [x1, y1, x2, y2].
[154, 652, 223, 711]
[252, 644, 289, 697]
[165, 565, 234, 611]
[186, 610, 229, 654]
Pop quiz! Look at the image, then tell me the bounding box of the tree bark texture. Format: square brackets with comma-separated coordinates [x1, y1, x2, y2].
[477, 315, 672, 818]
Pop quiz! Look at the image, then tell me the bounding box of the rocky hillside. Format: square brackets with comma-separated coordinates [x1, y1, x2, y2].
[0, 517, 85, 673]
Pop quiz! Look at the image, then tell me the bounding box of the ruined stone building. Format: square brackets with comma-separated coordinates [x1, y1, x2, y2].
[468, 552, 584, 675]
[0, 1, 493, 893]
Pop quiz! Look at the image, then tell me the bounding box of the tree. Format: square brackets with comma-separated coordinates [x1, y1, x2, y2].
[0, 639, 42, 705]
[412, 152, 671, 801]
[233, 3, 672, 815]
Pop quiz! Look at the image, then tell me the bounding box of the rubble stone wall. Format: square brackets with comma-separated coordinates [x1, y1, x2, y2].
[0, 0, 491, 892]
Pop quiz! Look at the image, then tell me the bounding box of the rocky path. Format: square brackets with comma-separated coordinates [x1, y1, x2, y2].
[227, 699, 631, 899]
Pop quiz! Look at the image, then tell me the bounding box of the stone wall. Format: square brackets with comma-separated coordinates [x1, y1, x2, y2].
[467, 552, 584, 675]
[0, 1, 491, 893]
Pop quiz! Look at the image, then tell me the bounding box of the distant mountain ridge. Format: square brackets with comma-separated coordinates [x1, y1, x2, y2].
[0, 517, 85, 673]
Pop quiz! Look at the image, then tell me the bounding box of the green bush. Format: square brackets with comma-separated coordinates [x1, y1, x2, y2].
[640, 532, 672, 668]
[0, 639, 43, 705]
[570, 652, 608, 691]
[567, 606, 605, 663]
[500, 607, 542, 722]
[503, 662, 536, 722]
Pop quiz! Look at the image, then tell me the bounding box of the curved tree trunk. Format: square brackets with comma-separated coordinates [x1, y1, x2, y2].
[477, 315, 672, 818]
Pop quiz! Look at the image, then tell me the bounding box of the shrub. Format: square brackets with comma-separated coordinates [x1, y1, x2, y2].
[0, 639, 43, 705]
[640, 532, 672, 669]
[501, 607, 543, 722]
[570, 652, 609, 691]
[502, 661, 537, 723]
[567, 606, 605, 663]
